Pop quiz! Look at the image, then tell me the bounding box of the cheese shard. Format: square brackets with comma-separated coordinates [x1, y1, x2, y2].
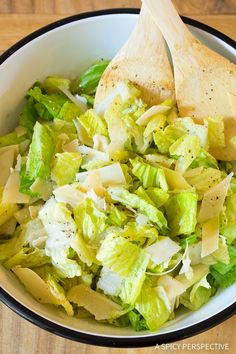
[201, 216, 219, 257]
[145, 237, 181, 265]
[198, 173, 233, 223]
[67, 284, 122, 320]
[2, 172, 30, 204]
[0, 149, 15, 186]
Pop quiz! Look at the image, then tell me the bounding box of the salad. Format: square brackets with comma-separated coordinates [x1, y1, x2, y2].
[0, 60, 235, 332]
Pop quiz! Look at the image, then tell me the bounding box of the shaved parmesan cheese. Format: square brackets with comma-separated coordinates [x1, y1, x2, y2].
[2, 172, 30, 204]
[188, 242, 202, 265]
[67, 284, 122, 320]
[145, 237, 181, 265]
[201, 217, 219, 257]
[163, 167, 192, 190]
[29, 205, 42, 219]
[184, 167, 204, 178]
[73, 118, 93, 146]
[179, 246, 193, 280]
[77, 145, 109, 165]
[0, 145, 19, 158]
[59, 86, 87, 111]
[198, 173, 233, 223]
[30, 178, 52, 201]
[93, 134, 109, 152]
[157, 275, 186, 301]
[95, 82, 131, 116]
[0, 149, 15, 186]
[136, 105, 170, 126]
[76, 163, 126, 188]
[83, 170, 105, 197]
[53, 184, 85, 208]
[175, 264, 209, 289]
[63, 139, 79, 152]
[13, 267, 56, 303]
[145, 154, 174, 169]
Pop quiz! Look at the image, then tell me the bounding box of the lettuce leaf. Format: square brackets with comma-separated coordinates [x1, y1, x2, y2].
[77, 109, 108, 138]
[169, 135, 201, 173]
[19, 97, 37, 138]
[210, 245, 236, 288]
[108, 187, 168, 232]
[70, 60, 110, 95]
[220, 193, 236, 244]
[42, 76, 70, 94]
[4, 248, 50, 269]
[73, 198, 107, 244]
[135, 282, 170, 331]
[39, 198, 81, 278]
[96, 232, 149, 277]
[58, 101, 81, 121]
[128, 310, 148, 331]
[130, 158, 168, 191]
[26, 122, 54, 180]
[96, 232, 150, 305]
[0, 131, 26, 148]
[52, 152, 82, 186]
[166, 192, 198, 236]
[180, 275, 214, 311]
[28, 86, 67, 120]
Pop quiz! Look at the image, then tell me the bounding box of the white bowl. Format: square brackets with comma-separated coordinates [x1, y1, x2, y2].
[0, 9, 235, 348]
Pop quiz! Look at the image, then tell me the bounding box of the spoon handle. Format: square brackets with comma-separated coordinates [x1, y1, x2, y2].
[143, 0, 193, 52]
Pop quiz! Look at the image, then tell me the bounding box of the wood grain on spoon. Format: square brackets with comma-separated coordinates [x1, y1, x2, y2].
[94, 5, 174, 108]
[144, 0, 236, 161]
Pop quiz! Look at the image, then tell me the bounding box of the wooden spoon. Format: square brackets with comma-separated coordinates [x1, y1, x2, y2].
[144, 0, 236, 161]
[94, 5, 175, 109]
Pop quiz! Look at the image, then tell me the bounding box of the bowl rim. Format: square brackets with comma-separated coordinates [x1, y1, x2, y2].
[0, 8, 235, 348]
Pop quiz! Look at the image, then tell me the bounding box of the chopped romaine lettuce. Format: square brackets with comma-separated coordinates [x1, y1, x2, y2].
[0, 75, 235, 333]
[166, 192, 198, 236]
[26, 122, 54, 181]
[108, 187, 167, 232]
[52, 152, 82, 186]
[135, 282, 170, 331]
[70, 60, 110, 95]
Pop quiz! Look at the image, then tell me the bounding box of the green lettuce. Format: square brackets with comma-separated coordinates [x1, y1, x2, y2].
[135, 282, 170, 331]
[180, 275, 214, 311]
[166, 192, 198, 236]
[97, 232, 150, 305]
[77, 109, 108, 138]
[28, 86, 67, 120]
[39, 198, 81, 278]
[73, 198, 107, 244]
[4, 248, 50, 269]
[26, 122, 54, 180]
[108, 187, 168, 232]
[19, 97, 37, 138]
[220, 193, 236, 244]
[0, 131, 26, 148]
[169, 135, 201, 173]
[210, 245, 236, 288]
[52, 152, 82, 186]
[42, 76, 70, 94]
[70, 60, 110, 95]
[130, 158, 168, 191]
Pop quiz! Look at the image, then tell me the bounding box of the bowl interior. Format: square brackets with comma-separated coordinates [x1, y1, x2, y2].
[0, 12, 235, 341]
